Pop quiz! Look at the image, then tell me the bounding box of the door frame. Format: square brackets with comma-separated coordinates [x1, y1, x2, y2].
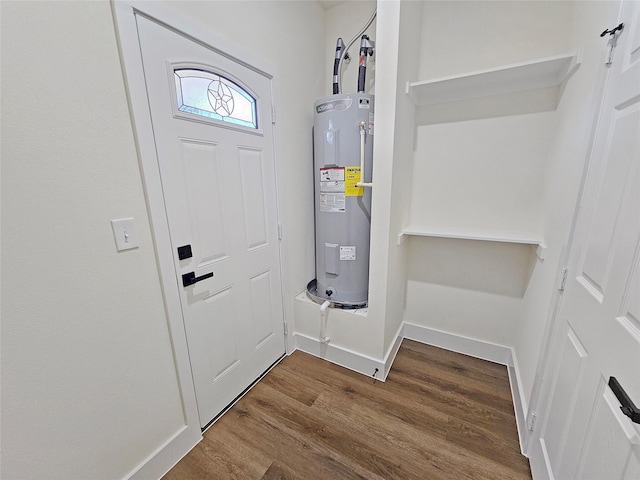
[523, 51, 613, 456]
[524, 0, 628, 469]
[111, 2, 288, 478]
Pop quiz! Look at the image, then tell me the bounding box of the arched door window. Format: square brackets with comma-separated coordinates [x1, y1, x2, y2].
[174, 68, 258, 129]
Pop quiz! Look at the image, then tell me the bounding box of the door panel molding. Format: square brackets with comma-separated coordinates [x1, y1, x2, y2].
[111, 1, 284, 478]
[136, 7, 285, 428]
[528, 1, 640, 477]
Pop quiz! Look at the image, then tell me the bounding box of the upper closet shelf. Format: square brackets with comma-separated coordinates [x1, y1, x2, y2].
[397, 226, 547, 259]
[406, 53, 581, 108]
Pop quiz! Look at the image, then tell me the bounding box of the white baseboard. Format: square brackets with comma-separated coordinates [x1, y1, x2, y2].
[403, 322, 512, 365]
[529, 438, 553, 480]
[507, 349, 530, 455]
[125, 424, 201, 480]
[402, 322, 529, 456]
[293, 321, 406, 383]
[382, 323, 405, 381]
[293, 332, 385, 380]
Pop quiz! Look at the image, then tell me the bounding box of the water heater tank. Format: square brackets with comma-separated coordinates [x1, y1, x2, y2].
[312, 92, 374, 307]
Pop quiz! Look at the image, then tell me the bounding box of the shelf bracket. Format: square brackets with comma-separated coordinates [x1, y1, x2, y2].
[533, 243, 547, 261]
[397, 232, 407, 246]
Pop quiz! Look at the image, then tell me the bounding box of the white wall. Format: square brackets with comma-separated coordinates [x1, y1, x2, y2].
[415, 1, 573, 80]
[1, 2, 184, 478]
[410, 112, 555, 237]
[403, 1, 573, 352]
[377, 0, 423, 354]
[1, 1, 324, 478]
[365, 0, 404, 360]
[406, 238, 534, 345]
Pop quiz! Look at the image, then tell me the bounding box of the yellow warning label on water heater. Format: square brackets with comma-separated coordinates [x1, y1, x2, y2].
[345, 166, 364, 197]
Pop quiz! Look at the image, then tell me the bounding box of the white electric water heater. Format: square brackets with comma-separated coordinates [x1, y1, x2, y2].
[310, 92, 374, 307]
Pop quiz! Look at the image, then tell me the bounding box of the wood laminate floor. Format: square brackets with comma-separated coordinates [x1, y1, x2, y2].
[163, 339, 532, 479]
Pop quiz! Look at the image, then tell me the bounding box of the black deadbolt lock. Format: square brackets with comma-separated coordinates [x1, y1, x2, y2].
[177, 244, 193, 260]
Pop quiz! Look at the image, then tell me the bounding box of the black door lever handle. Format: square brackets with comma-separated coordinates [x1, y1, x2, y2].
[182, 271, 214, 287]
[609, 377, 640, 424]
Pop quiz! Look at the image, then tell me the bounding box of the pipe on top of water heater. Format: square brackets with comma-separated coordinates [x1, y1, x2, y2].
[335, 8, 376, 94]
[332, 38, 345, 95]
[357, 35, 373, 93]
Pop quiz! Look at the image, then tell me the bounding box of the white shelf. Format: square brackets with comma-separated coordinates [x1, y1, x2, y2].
[397, 226, 546, 259]
[406, 53, 581, 108]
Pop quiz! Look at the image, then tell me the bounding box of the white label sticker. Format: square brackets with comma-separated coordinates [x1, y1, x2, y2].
[321, 181, 344, 193]
[320, 193, 345, 213]
[320, 167, 345, 183]
[340, 246, 356, 260]
[358, 98, 371, 109]
[320, 167, 345, 194]
[320, 167, 345, 212]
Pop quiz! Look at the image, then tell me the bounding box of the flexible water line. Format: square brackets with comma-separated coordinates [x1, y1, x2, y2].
[336, 8, 377, 94]
[320, 300, 331, 344]
[356, 122, 373, 188]
[332, 38, 345, 94]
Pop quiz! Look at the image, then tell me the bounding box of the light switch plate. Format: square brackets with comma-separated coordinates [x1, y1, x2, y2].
[111, 218, 139, 251]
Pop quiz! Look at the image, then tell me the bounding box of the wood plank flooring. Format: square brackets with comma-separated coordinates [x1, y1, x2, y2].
[163, 340, 531, 479]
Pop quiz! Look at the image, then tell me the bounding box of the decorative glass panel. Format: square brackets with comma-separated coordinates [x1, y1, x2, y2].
[174, 69, 258, 129]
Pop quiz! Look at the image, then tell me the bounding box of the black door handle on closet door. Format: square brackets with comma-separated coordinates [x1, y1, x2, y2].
[609, 377, 640, 424]
[182, 271, 214, 287]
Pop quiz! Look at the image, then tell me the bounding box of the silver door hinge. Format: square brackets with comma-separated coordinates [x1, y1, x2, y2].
[283, 322, 288, 336]
[527, 412, 538, 431]
[558, 267, 569, 292]
[271, 105, 276, 124]
[278, 223, 283, 240]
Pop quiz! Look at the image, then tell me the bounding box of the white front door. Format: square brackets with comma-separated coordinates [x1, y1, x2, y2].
[531, 1, 640, 478]
[135, 15, 285, 428]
